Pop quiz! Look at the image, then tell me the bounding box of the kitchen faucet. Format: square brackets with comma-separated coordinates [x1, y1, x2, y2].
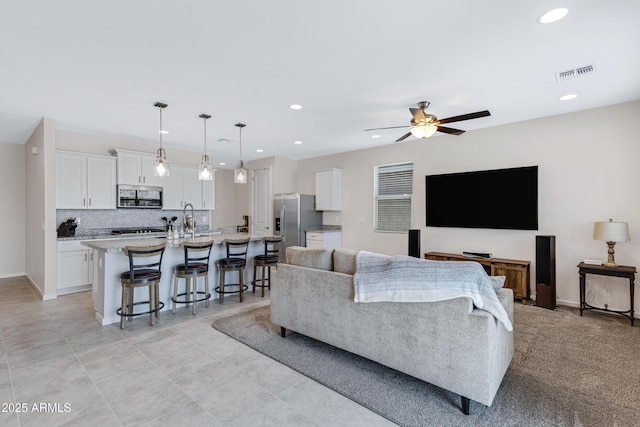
[183, 203, 195, 238]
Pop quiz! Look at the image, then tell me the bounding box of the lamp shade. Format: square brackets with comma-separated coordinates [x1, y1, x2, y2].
[593, 220, 630, 242]
[410, 123, 437, 139]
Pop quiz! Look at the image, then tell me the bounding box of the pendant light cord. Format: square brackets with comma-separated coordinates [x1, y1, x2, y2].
[159, 107, 163, 150]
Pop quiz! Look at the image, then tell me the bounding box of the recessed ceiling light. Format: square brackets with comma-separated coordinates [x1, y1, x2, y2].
[256, 149, 264, 153]
[294, 140, 303, 145]
[158, 130, 169, 134]
[289, 104, 302, 110]
[559, 93, 578, 101]
[219, 162, 226, 166]
[538, 8, 568, 24]
[371, 135, 381, 139]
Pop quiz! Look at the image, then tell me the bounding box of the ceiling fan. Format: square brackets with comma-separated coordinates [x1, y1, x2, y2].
[365, 101, 491, 142]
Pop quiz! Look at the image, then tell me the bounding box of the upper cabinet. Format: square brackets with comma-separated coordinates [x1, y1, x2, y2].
[315, 168, 342, 211]
[202, 176, 215, 210]
[163, 165, 215, 210]
[114, 149, 163, 187]
[56, 151, 117, 209]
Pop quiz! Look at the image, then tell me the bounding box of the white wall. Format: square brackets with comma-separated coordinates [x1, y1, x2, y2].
[297, 101, 640, 313]
[25, 118, 57, 299]
[211, 169, 239, 229]
[0, 141, 26, 277]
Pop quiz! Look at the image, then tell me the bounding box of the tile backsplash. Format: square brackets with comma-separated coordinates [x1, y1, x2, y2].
[57, 209, 211, 234]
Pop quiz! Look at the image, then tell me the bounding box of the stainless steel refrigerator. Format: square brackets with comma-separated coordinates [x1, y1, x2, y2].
[273, 193, 322, 258]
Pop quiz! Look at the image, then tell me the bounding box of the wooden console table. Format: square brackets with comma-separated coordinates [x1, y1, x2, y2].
[578, 262, 636, 326]
[424, 252, 531, 302]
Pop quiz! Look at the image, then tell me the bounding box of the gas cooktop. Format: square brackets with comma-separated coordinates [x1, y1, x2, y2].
[111, 227, 165, 235]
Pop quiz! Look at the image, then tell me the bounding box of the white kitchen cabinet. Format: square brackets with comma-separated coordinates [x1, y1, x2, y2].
[115, 149, 162, 186]
[163, 165, 206, 210]
[202, 173, 216, 210]
[306, 231, 342, 248]
[57, 240, 93, 294]
[315, 168, 342, 211]
[56, 151, 117, 209]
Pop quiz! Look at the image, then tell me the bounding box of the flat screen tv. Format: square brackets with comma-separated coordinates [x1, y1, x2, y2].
[425, 166, 538, 230]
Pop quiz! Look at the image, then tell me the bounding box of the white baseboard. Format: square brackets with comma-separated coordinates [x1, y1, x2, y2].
[24, 275, 57, 300]
[0, 272, 26, 279]
[532, 296, 638, 319]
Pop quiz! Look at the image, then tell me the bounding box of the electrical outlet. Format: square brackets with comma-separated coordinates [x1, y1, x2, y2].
[76, 217, 81, 224]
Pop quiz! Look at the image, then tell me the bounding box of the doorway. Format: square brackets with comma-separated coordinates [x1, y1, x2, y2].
[251, 167, 272, 236]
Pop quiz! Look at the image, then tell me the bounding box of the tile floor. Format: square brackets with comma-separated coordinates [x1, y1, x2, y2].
[0, 276, 396, 427]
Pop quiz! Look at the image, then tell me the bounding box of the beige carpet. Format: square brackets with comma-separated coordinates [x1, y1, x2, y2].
[213, 303, 640, 426]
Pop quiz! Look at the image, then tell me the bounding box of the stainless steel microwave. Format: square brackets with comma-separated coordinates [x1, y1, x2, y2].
[117, 184, 163, 209]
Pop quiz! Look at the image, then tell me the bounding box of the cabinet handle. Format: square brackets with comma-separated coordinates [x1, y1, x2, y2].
[83, 198, 86, 206]
[138, 176, 141, 183]
[84, 253, 87, 262]
[203, 201, 206, 208]
[89, 198, 92, 207]
[143, 176, 146, 184]
[90, 252, 93, 261]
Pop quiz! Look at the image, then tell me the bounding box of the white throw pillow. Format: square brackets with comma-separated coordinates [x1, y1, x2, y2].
[489, 275, 506, 291]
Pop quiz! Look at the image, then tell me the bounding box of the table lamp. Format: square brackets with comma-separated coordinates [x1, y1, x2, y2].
[593, 219, 630, 267]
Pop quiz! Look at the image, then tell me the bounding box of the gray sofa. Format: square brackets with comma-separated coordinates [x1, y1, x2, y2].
[270, 246, 514, 414]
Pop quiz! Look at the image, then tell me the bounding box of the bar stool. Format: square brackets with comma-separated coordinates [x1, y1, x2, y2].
[252, 235, 283, 297]
[117, 243, 166, 329]
[215, 238, 251, 303]
[171, 241, 214, 315]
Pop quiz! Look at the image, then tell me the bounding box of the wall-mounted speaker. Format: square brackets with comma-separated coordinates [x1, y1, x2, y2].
[535, 235, 556, 310]
[408, 229, 421, 258]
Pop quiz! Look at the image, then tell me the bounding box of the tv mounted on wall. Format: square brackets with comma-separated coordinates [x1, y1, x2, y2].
[425, 165, 538, 230]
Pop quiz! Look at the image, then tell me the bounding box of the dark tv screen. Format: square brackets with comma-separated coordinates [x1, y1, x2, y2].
[425, 166, 538, 230]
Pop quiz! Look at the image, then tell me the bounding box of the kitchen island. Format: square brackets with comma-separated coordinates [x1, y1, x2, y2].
[83, 233, 269, 326]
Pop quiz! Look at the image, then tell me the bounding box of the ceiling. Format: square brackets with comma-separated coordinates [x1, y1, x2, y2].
[1, 1, 639, 169]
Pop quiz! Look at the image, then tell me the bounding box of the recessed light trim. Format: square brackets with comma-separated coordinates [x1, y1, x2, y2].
[158, 130, 169, 134]
[256, 149, 264, 153]
[371, 134, 381, 139]
[289, 104, 302, 110]
[294, 140, 303, 145]
[219, 162, 226, 166]
[538, 8, 568, 24]
[560, 93, 578, 101]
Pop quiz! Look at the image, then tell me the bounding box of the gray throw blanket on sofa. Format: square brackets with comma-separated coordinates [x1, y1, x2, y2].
[353, 251, 513, 331]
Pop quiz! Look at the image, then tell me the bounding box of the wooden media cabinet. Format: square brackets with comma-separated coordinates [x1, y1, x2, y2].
[424, 252, 531, 303]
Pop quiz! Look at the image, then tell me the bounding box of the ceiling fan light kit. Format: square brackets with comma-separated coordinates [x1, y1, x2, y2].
[365, 101, 491, 142]
[410, 123, 438, 139]
[153, 102, 170, 177]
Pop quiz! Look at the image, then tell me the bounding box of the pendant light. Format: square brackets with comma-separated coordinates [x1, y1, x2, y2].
[154, 102, 169, 177]
[198, 113, 213, 181]
[234, 123, 247, 184]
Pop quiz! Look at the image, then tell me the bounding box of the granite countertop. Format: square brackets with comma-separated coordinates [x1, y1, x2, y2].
[305, 225, 342, 233]
[81, 232, 268, 253]
[58, 227, 216, 241]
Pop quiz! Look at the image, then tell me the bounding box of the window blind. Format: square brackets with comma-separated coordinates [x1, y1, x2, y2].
[374, 162, 413, 232]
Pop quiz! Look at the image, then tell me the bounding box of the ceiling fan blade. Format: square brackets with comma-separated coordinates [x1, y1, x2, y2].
[364, 125, 409, 131]
[409, 107, 426, 122]
[395, 132, 412, 142]
[438, 110, 491, 125]
[436, 126, 465, 135]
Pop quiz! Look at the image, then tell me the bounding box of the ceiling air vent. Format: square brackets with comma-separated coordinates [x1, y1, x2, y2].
[555, 64, 596, 82]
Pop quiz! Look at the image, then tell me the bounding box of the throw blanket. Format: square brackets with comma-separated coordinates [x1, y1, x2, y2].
[353, 251, 513, 331]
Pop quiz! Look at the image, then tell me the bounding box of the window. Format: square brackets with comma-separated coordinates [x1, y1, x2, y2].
[374, 161, 413, 232]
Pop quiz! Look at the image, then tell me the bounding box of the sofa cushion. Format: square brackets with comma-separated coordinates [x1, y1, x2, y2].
[286, 246, 334, 271]
[333, 248, 358, 275]
[489, 275, 506, 291]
